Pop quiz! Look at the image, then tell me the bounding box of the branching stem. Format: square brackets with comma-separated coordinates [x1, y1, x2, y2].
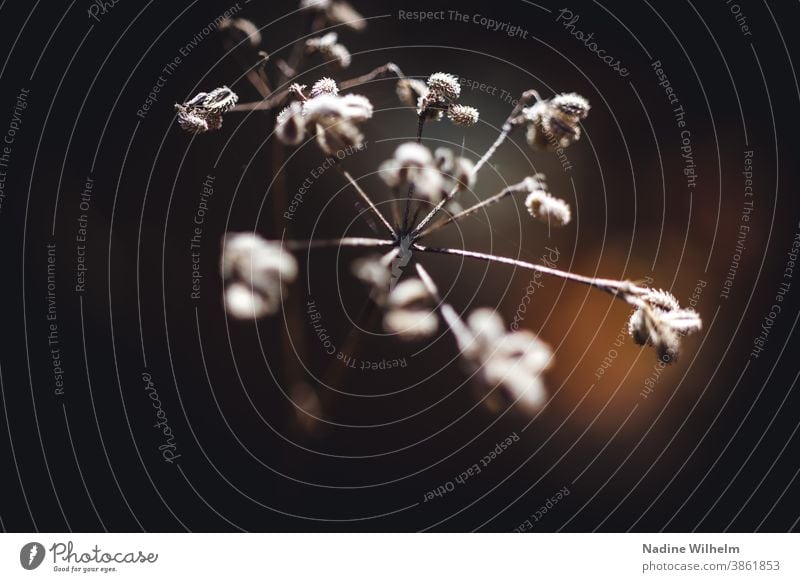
[410, 90, 541, 238]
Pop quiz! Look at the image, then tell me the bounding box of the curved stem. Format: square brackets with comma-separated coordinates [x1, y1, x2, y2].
[340, 62, 406, 90]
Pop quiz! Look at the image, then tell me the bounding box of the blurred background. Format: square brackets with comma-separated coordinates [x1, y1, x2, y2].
[1, 0, 799, 532]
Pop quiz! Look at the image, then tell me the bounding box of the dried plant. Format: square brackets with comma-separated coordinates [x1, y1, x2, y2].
[177, 4, 702, 419]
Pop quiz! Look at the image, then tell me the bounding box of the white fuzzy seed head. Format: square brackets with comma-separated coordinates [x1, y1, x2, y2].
[447, 104, 480, 127]
[310, 77, 339, 98]
[551, 92, 590, 121]
[525, 191, 571, 227]
[427, 72, 461, 102]
[276, 102, 306, 145]
[221, 234, 297, 318]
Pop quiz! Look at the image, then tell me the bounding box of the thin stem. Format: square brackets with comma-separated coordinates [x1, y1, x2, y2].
[410, 90, 541, 239]
[415, 264, 474, 350]
[400, 112, 427, 233]
[334, 163, 397, 239]
[339, 62, 406, 90]
[417, 183, 525, 239]
[230, 89, 290, 113]
[285, 237, 394, 251]
[231, 62, 407, 114]
[413, 244, 648, 302]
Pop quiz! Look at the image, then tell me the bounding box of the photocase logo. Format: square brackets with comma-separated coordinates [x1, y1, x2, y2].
[20, 542, 45, 570]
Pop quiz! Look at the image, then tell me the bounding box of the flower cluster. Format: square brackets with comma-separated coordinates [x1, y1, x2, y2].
[627, 289, 702, 360]
[174, 86, 239, 134]
[221, 234, 298, 319]
[519, 92, 590, 150]
[178, 1, 703, 420]
[397, 73, 480, 127]
[276, 78, 373, 155]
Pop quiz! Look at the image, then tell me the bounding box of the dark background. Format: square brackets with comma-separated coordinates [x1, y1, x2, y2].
[1, 0, 799, 532]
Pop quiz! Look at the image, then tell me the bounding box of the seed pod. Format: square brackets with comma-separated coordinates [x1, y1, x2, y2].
[447, 104, 480, 127]
[427, 72, 461, 102]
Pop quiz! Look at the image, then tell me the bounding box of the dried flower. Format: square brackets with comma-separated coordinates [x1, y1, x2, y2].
[174, 86, 238, 133]
[447, 104, 480, 127]
[522, 92, 590, 150]
[275, 85, 373, 153]
[551, 92, 591, 120]
[383, 279, 438, 340]
[219, 18, 262, 49]
[300, 0, 366, 31]
[628, 289, 702, 360]
[396, 78, 428, 109]
[460, 309, 553, 412]
[414, 73, 479, 129]
[186, 25, 702, 423]
[221, 234, 298, 319]
[306, 31, 352, 68]
[433, 147, 475, 193]
[434, 147, 454, 173]
[426, 72, 461, 102]
[379, 143, 444, 203]
[176, 109, 211, 134]
[276, 102, 306, 145]
[525, 188, 571, 227]
[309, 77, 339, 98]
[314, 117, 363, 155]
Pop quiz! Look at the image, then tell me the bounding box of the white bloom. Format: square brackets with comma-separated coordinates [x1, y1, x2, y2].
[276, 102, 306, 145]
[309, 77, 339, 98]
[427, 72, 461, 102]
[338, 94, 373, 122]
[279, 87, 373, 153]
[447, 104, 480, 126]
[628, 288, 702, 360]
[379, 143, 444, 203]
[525, 189, 571, 226]
[383, 279, 438, 340]
[523, 93, 590, 150]
[462, 309, 553, 413]
[221, 234, 298, 318]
